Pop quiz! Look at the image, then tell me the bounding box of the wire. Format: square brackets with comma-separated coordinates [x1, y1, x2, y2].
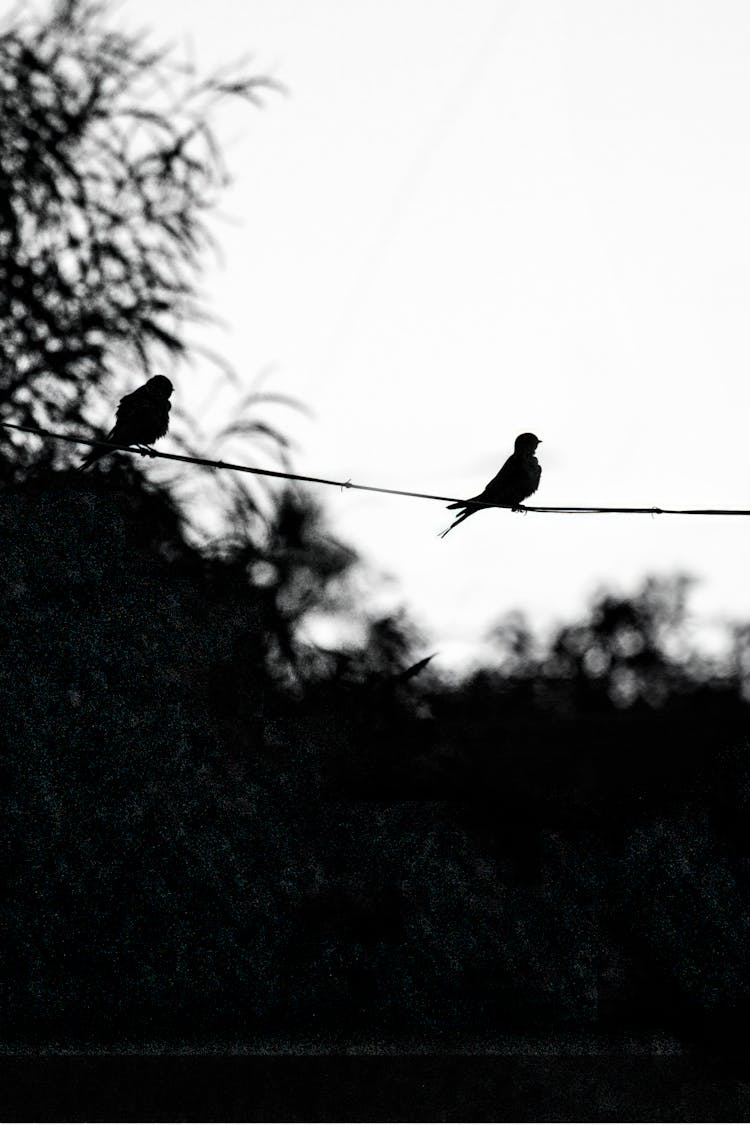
[3, 419, 750, 517]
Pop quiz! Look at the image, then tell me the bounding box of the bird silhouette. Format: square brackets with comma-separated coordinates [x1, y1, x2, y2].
[440, 432, 542, 538]
[77, 375, 173, 471]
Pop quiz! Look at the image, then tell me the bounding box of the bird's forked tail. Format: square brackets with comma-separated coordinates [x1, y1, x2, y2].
[439, 507, 472, 538]
[76, 430, 114, 471]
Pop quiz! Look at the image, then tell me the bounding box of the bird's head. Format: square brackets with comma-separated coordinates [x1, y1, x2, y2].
[147, 375, 174, 398]
[514, 432, 541, 453]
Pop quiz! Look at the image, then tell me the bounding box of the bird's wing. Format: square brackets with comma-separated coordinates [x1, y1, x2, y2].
[445, 455, 515, 512]
[147, 398, 171, 441]
[110, 387, 170, 445]
[110, 388, 147, 438]
[473, 453, 518, 504]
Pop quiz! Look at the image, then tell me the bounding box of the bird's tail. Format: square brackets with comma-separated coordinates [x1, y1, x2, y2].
[439, 508, 473, 538]
[76, 449, 102, 472]
[76, 431, 114, 471]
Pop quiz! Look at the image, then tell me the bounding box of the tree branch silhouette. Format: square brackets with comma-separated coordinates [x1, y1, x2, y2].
[0, 0, 280, 469]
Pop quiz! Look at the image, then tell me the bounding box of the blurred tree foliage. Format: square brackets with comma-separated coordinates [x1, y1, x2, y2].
[485, 575, 719, 710]
[3, 479, 749, 1053]
[0, 0, 277, 469]
[0, 468, 435, 1045]
[417, 577, 749, 823]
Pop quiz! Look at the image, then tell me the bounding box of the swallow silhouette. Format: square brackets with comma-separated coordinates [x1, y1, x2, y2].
[440, 432, 542, 538]
[77, 375, 173, 471]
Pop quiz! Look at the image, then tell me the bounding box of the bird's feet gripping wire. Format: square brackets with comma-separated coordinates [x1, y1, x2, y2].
[135, 444, 158, 458]
[512, 504, 528, 515]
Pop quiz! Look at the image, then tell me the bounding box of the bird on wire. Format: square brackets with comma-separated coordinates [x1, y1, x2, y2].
[77, 375, 174, 471]
[439, 432, 542, 538]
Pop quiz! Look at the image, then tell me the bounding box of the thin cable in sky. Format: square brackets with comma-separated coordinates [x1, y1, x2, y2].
[4, 420, 750, 517]
[318, 0, 521, 376]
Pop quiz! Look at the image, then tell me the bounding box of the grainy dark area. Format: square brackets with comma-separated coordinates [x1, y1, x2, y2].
[4, 1055, 750, 1122]
[3, 472, 750, 1068]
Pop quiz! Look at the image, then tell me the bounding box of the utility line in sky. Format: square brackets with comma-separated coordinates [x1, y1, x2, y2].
[4, 420, 750, 518]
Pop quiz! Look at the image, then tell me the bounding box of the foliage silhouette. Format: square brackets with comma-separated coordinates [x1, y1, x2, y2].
[4, 469, 750, 1054]
[0, 471, 428, 1044]
[0, 0, 278, 470]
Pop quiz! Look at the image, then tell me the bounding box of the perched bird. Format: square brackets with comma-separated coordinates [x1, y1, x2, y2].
[440, 432, 542, 538]
[77, 375, 173, 471]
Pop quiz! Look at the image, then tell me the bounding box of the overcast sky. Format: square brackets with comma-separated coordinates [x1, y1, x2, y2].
[117, 0, 750, 666]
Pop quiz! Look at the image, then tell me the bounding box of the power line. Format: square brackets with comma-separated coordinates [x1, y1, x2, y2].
[3, 419, 750, 517]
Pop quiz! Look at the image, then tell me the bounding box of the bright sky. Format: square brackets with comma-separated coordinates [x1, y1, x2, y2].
[118, 0, 750, 665]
